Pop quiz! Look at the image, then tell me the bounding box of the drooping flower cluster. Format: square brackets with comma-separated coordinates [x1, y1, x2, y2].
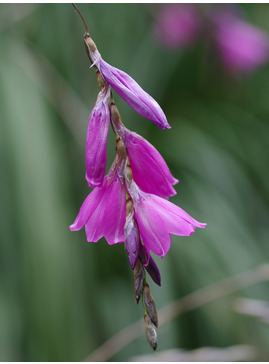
[70, 7, 206, 350]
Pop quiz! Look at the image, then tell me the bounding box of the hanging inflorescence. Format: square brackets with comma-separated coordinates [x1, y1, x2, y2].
[70, 4, 206, 350]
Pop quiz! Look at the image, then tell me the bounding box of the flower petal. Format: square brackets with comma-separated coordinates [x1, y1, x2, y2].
[133, 193, 171, 258]
[85, 173, 126, 244]
[85, 87, 111, 187]
[69, 187, 103, 231]
[149, 194, 207, 232]
[99, 59, 170, 130]
[128, 180, 206, 257]
[124, 129, 178, 198]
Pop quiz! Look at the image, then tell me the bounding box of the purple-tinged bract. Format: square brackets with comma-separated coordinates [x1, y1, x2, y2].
[85, 86, 111, 187]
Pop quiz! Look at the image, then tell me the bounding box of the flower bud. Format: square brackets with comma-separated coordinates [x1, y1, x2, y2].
[143, 284, 158, 328]
[124, 202, 140, 269]
[139, 245, 161, 286]
[99, 59, 170, 130]
[85, 86, 111, 187]
[133, 259, 144, 304]
[144, 314, 157, 351]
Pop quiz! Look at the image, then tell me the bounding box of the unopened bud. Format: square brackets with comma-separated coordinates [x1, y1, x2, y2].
[124, 208, 140, 269]
[144, 314, 157, 351]
[139, 245, 161, 286]
[133, 259, 144, 304]
[143, 284, 158, 328]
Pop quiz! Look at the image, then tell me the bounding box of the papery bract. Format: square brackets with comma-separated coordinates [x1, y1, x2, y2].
[70, 160, 126, 244]
[85, 86, 111, 187]
[127, 180, 206, 258]
[123, 128, 178, 199]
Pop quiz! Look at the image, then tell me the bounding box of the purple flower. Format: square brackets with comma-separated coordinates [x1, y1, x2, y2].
[86, 38, 170, 130]
[70, 158, 126, 244]
[127, 180, 206, 258]
[153, 4, 200, 49]
[99, 59, 170, 130]
[212, 11, 269, 74]
[85, 86, 111, 187]
[122, 127, 178, 199]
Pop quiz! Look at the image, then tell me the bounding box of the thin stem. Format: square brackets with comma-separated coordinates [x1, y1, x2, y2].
[83, 263, 269, 361]
[72, 3, 89, 34]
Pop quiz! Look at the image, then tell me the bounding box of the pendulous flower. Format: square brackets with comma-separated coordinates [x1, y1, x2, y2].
[126, 179, 206, 258]
[122, 127, 178, 199]
[70, 157, 126, 244]
[84, 35, 170, 130]
[85, 85, 111, 187]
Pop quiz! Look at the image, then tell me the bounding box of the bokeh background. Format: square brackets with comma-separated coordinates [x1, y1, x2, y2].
[1, 3, 269, 361]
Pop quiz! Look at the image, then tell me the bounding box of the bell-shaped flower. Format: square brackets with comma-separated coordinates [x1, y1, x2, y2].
[127, 179, 206, 258]
[85, 85, 111, 187]
[70, 158, 126, 244]
[122, 127, 178, 199]
[85, 35, 170, 130]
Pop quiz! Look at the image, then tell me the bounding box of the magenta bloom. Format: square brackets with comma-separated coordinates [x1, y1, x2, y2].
[153, 4, 200, 49]
[89, 46, 170, 130]
[70, 160, 126, 244]
[127, 180, 206, 258]
[213, 11, 269, 74]
[99, 59, 170, 130]
[123, 128, 178, 199]
[85, 86, 111, 187]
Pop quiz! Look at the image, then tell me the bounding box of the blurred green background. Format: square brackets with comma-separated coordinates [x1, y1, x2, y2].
[1, 3, 269, 361]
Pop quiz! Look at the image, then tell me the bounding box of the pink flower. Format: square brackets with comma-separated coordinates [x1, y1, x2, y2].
[70, 158, 126, 244]
[212, 11, 269, 74]
[153, 4, 200, 49]
[127, 180, 206, 258]
[122, 127, 178, 199]
[99, 59, 170, 130]
[85, 86, 111, 187]
[86, 36, 170, 130]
